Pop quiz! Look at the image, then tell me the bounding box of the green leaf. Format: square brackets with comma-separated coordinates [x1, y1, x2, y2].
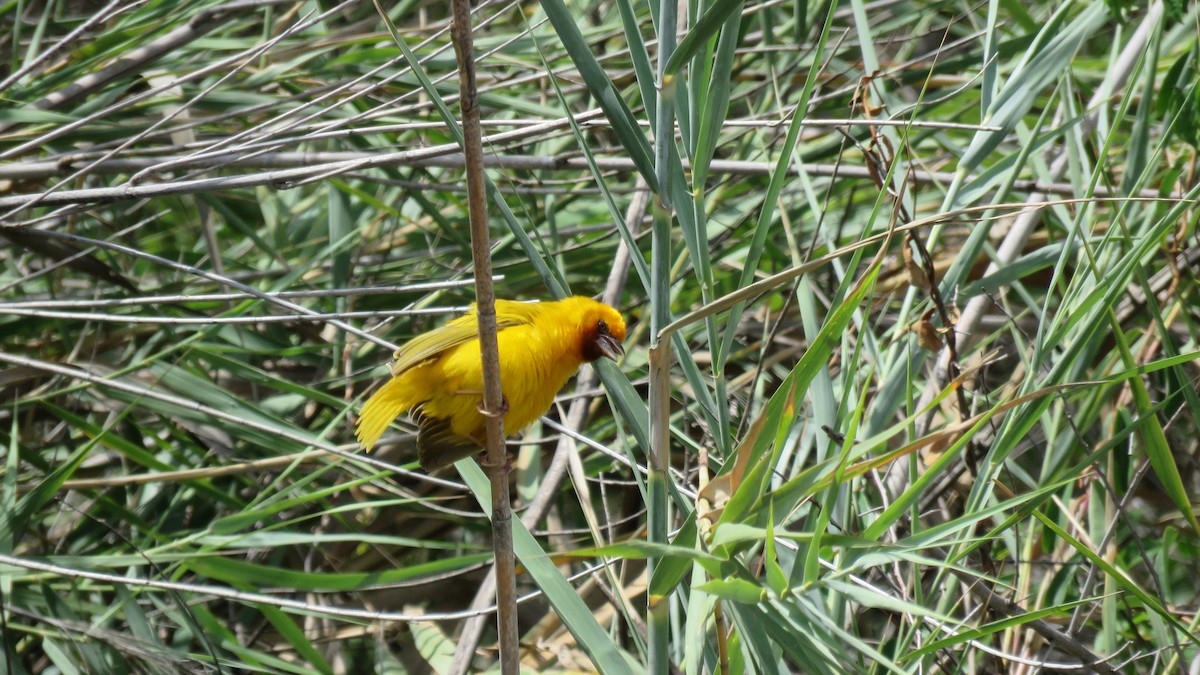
[458, 461, 639, 674]
[697, 577, 767, 604]
[188, 554, 492, 592]
[664, 0, 745, 75]
[535, 0, 659, 192]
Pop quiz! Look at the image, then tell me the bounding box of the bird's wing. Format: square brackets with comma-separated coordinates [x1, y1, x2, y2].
[389, 301, 539, 376]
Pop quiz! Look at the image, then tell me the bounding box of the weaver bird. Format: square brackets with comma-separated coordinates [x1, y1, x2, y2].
[356, 296, 627, 470]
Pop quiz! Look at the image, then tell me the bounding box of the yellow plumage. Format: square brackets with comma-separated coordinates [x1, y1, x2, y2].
[356, 296, 626, 470]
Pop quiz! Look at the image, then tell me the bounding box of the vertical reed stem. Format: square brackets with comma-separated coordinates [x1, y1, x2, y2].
[449, 1, 519, 672]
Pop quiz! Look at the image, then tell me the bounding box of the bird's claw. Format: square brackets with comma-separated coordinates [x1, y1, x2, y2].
[479, 452, 514, 475]
[477, 396, 509, 419]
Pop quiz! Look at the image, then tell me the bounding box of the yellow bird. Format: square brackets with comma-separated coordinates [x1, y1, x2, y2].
[356, 296, 627, 470]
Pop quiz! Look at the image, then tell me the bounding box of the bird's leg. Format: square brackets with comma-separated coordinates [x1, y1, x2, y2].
[477, 396, 512, 473]
[479, 450, 514, 474]
[476, 396, 510, 419]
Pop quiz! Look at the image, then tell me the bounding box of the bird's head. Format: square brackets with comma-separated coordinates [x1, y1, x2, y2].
[573, 298, 627, 363]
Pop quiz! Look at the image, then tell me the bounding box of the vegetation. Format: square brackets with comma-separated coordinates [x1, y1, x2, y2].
[2, 0, 1199, 672]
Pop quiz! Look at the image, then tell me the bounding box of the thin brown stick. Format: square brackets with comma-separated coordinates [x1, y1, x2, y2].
[447, 177, 649, 673]
[51, 450, 332, 491]
[1, 151, 1179, 213]
[0, 350, 463, 491]
[448, 0, 520, 672]
[0, 0, 296, 135]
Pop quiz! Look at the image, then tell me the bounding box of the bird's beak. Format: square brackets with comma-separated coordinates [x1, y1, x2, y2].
[595, 334, 625, 361]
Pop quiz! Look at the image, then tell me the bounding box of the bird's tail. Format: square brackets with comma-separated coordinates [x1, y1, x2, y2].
[355, 376, 415, 450]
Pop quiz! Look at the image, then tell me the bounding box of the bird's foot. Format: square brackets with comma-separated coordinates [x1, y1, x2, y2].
[479, 451, 514, 475]
[476, 397, 511, 474]
[476, 396, 509, 419]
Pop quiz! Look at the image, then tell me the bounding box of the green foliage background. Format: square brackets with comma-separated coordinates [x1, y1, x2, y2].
[2, 0, 1199, 672]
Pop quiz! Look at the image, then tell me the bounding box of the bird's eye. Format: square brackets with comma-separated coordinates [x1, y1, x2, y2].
[597, 320, 609, 334]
